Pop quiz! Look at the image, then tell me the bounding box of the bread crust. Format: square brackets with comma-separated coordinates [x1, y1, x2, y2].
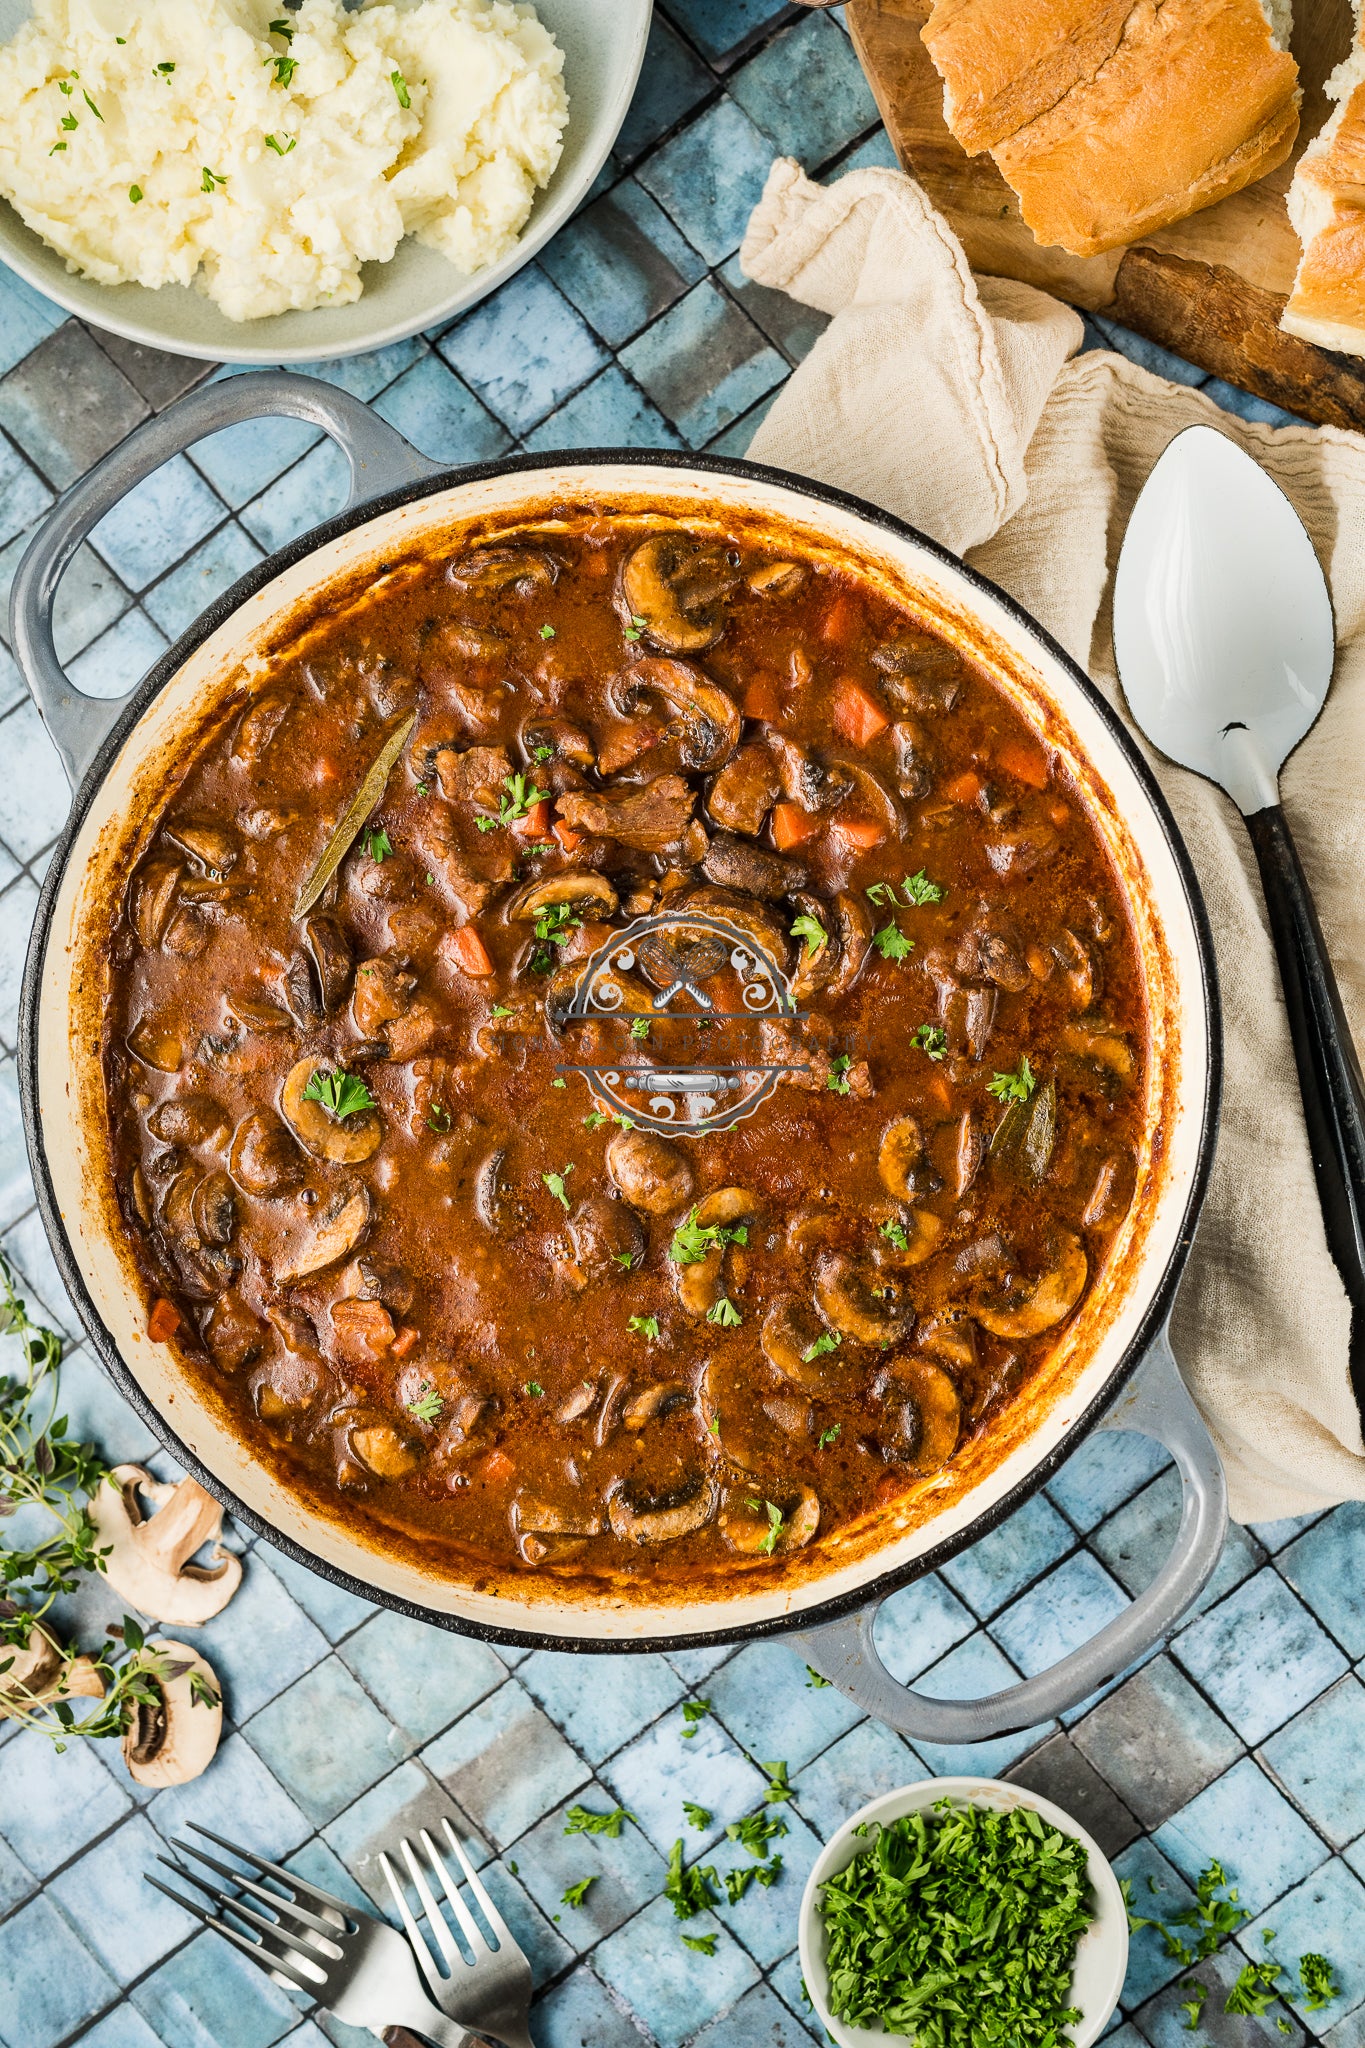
[922, 0, 1133, 153]
[989, 0, 1300, 255]
[1284, 77, 1365, 355]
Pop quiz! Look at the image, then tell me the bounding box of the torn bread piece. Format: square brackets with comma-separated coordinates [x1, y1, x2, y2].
[923, 0, 1301, 257]
[1283, 22, 1365, 354]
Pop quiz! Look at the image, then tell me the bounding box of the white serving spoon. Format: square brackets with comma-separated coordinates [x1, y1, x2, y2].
[1114, 423, 1365, 1397]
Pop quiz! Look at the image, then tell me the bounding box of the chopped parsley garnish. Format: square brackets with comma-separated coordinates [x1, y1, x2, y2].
[630, 1017, 651, 1041]
[1177, 1983, 1207, 2033]
[724, 1867, 755, 1905]
[270, 53, 297, 85]
[525, 1381, 545, 1398]
[201, 165, 227, 192]
[531, 898, 580, 971]
[680, 1698, 711, 1739]
[302, 1067, 376, 1120]
[426, 1102, 452, 1133]
[156, 61, 175, 74]
[706, 1297, 742, 1328]
[1298, 1953, 1339, 2011]
[755, 1857, 783, 1888]
[627, 1315, 661, 1341]
[60, 114, 77, 130]
[988, 1055, 1036, 1104]
[681, 1932, 717, 1955]
[269, 16, 294, 36]
[542, 1163, 575, 1211]
[827, 1054, 852, 1095]
[761, 1761, 793, 1804]
[265, 133, 297, 155]
[364, 825, 393, 862]
[532, 743, 554, 762]
[743, 1499, 785, 1555]
[867, 869, 944, 909]
[561, 1877, 595, 1909]
[539, 623, 555, 639]
[480, 771, 549, 831]
[790, 911, 827, 957]
[83, 91, 103, 119]
[665, 1838, 719, 1918]
[818, 1423, 841, 1448]
[879, 1218, 910, 1252]
[1225, 1951, 1282, 2018]
[406, 1384, 444, 1425]
[669, 1208, 748, 1265]
[623, 613, 648, 643]
[683, 1802, 712, 1831]
[802, 1330, 841, 1362]
[726, 1809, 787, 1858]
[872, 920, 914, 961]
[913, 1022, 948, 1061]
[391, 68, 411, 107]
[128, 183, 142, 201]
[491, 1004, 515, 1019]
[564, 1804, 635, 1838]
[817, 1799, 1092, 2041]
[50, 141, 67, 154]
[612, 1248, 638, 1270]
[806, 1666, 831, 1688]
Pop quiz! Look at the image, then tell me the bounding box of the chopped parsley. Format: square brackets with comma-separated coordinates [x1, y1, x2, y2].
[542, 1162, 575, 1211]
[83, 90, 103, 120]
[623, 613, 648, 643]
[1177, 1983, 1207, 2033]
[611, 1248, 638, 1270]
[879, 1218, 910, 1252]
[913, 1022, 948, 1061]
[269, 16, 294, 36]
[681, 1932, 717, 1955]
[532, 743, 554, 762]
[806, 1666, 831, 1689]
[683, 1802, 712, 1831]
[630, 1017, 651, 1041]
[627, 1315, 661, 1341]
[302, 1067, 376, 1120]
[426, 1102, 452, 1133]
[364, 825, 393, 862]
[1225, 1949, 1283, 2018]
[539, 623, 556, 640]
[761, 1761, 793, 1805]
[531, 898, 580, 971]
[491, 1004, 515, 1019]
[706, 1297, 742, 1328]
[724, 1867, 755, 1905]
[680, 1698, 711, 1739]
[524, 1380, 545, 1398]
[391, 68, 411, 107]
[827, 1054, 852, 1095]
[270, 53, 297, 85]
[156, 61, 175, 74]
[867, 869, 944, 908]
[818, 1423, 842, 1448]
[564, 1804, 635, 1838]
[406, 1384, 444, 1425]
[561, 1877, 595, 1909]
[872, 920, 914, 961]
[201, 165, 227, 192]
[802, 1330, 841, 1362]
[1298, 1953, 1339, 2011]
[487, 771, 549, 829]
[669, 1208, 748, 1266]
[790, 911, 827, 957]
[665, 1838, 719, 1918]
[128, 184, 142, 202]
[265, 133, 297, 156]
[988, 1055, 1037, 1104]
[60, 114, 77, 130]
[743, 1499, 785, 1555]
[726, 1809, 787, 1858]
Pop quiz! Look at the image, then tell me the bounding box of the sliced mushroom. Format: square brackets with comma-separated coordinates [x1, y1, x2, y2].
[475, 1148, 513, 1234]
[226, 989, 293, 1032]
[1061, 1022, 1135, 1085]
[768, 733, 854, 814]
[974, 1230, 1088, 1339]
[619, 533, 738, 653]
[166, 819, 237, 876]
[448, 545, 558, 595]
[700, 1354, 792, 1472]
[890, 719, 934, 800]
[128, 1020, 183, 1073]
[878, 1115, 923, 1201]
[833, 761, 903, 840]
[608, 1474, 719, 1545]
[514, 1492, 606, 1537]
[673, 1245, 724, 1319]
[789, 890, 834, 999]
[827, 893, 873, 997]
[607, 1129, 692, 1216]
[930, 1109, 984, 1199]
[350, 1420, 422, 1480]
[122, 1639, 222, 1788]
[722, 1484, 820, 1553]
[567, 1194, 645, 1280]
[232, 690, 292, 764]
[874, 1208, 944, 1269]
[747, 559, 806, 597]
[957, 918, 1031, 992]
[763, 1391, 813, 1437]
[623, 1381, 692, 1430]
[131, 856, 183, 948]
[609, 657, 741, 771]
[880, 1357, 961, 1472]
[303, 915, 353, 1013]
[815, 1252, 906, 1346]
[1081, 1147, 1137, 1228]
[506, 870, 619, 923]
[700, 832, 802, 900]
[0, 1626, 105, 1718]
[556, 1380, 598, 1424]
[918, 1315, 977, 1370]
[191, 1172, 237, 1248]
[228, 1109, 303, 1196]
[203, 1290, 265, 1371]
[523, 717, 595, 771]
[276, 1184, 371, 1286]
[761, 1296, 843, 1389]
[147, 1095, 229, 1148]
[672, 1186, 760, 1318]
[279, 1058, 381, 1164]
[676, 886, 789, 967]
[87, 1465, 243, 1623]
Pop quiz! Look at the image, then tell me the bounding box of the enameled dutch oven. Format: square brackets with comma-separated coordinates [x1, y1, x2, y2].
[11, 373, 1227, 1743]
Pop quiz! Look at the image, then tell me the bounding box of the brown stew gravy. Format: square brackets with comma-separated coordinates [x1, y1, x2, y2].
[103, 511, 1147, 1592]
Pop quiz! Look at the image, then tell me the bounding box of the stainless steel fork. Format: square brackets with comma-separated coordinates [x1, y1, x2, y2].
[380, 1817, 536, 2048]
[147, 1823, 475, 2046]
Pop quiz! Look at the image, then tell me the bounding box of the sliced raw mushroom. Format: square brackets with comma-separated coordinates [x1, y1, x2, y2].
[814, 1252, 906, 1346]
[991, 1078, 1058, 1185]
[147, 1095, 229, 1148]
[622, 1381, 693, 1430]
[122, 1639, 222, 1788]
[609, 657, 742, 771]
[228, 1109, 303, 1196]
[608, 1473, 719, 1544]
[761, 1295, 845, 1390]
[879, 1357, 961, 1472]
[0, 1626, 104, 1718]
[279, 1057, 381, 1164]
[618, 533, 738, 653]
[448, 544, 558, 595]
[303, 915, 353, 1013]
[878, 1115, 923, 1201]
[975, 1229, 1088, 1339]
[722, 1484, 820, 1554]
[275, 1184, 371, 1286]
[130, 856, 183, 949]
[507, 870, 619, 923]
[607, 1128, 692, 1216]
[87, 1465, 243, 1623]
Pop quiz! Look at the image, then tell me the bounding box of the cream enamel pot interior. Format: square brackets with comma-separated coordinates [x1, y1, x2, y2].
[11, 373, 1227, 1743]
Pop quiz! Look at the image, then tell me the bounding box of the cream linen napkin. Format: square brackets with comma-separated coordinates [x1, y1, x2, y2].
[740, 158, 1365, 1524]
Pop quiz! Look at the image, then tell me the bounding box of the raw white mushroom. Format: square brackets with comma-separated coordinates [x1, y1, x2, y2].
[88, 1465, 242, 1624]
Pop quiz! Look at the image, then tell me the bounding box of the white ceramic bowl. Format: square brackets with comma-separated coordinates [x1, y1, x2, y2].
[799, 1777, 1130, 2048]
[0, 0, 651, 363]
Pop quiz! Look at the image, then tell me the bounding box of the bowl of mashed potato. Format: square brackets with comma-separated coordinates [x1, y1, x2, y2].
[0, 0, 650, 362]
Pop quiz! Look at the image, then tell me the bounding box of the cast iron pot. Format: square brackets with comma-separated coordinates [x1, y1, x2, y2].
[11, 372, 1227, 1743]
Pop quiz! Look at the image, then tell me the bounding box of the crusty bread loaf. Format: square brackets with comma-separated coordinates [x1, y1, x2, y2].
[1282, 34, 1365, 354]
[923, 0, 1301, 258]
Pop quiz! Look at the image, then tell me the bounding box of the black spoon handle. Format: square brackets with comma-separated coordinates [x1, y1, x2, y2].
[1245, 804, 1365, 1403]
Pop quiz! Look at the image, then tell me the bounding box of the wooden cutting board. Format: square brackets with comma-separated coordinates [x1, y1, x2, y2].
[845, 0, 1365, 428]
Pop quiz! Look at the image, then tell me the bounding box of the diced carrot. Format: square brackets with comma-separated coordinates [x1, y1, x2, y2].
[148, 1297, 180, 1344]
[511, 798, 552, 839]
[742, 673, 783, 722]
[831, 676, 890, 748]
[480, 1447, 516, 1487]
[771, 801, 821, 852]
[928, 1074, 953, 1112]
[819, 590, 860, 647]
[943, 769, 984, 806]
[390, 1325, 420, 1360]
[443, 925, 494, 977]
[997, 739, 1050, 790]
[553, 818, 585, 855]
[832, 814, 885, 851]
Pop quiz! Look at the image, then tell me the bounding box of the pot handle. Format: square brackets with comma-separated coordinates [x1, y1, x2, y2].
[795, 1326, 1227, 1741]
[9, 368, 442, 789]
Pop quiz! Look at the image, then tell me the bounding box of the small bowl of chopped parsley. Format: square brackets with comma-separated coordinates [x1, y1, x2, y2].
[800, 1776, 1129, 2048]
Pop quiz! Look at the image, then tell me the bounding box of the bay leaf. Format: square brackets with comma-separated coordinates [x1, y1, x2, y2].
[292, 711, 416, 921]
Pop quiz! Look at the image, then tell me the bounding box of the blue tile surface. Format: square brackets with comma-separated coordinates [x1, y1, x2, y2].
[0, 22, 1361, 2047]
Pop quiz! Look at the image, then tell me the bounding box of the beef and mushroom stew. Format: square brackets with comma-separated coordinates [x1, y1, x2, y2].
[103, 509, 1149, 1595]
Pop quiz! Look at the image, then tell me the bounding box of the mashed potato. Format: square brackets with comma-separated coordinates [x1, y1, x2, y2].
[0, 0, 568, 320]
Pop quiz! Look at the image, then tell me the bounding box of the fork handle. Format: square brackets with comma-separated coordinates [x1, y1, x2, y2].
[381, 2008, 478, 2047]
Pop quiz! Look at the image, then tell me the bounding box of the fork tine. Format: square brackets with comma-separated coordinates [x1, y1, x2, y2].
[156, 1855, 338, 1972]
[436, 1818, 515, 1948]
[168, 1838, 345, 1940]
[402, 1835, 477, 1965]
[145, 1873, 321, 1997]
[413, 1829, 488, 1956]
[379, 1849, 443, 1994]
[185, 1824, 353, 1921]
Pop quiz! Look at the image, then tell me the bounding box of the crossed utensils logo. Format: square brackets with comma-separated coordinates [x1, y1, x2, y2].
[554, 910, 808, 1134]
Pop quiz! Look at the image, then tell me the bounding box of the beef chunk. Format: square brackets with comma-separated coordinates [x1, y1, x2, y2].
[556, 774, 696, 853]
[701, 832, 805, 900]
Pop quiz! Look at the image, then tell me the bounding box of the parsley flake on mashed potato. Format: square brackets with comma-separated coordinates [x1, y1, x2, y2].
[0, 0, 569, 321]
